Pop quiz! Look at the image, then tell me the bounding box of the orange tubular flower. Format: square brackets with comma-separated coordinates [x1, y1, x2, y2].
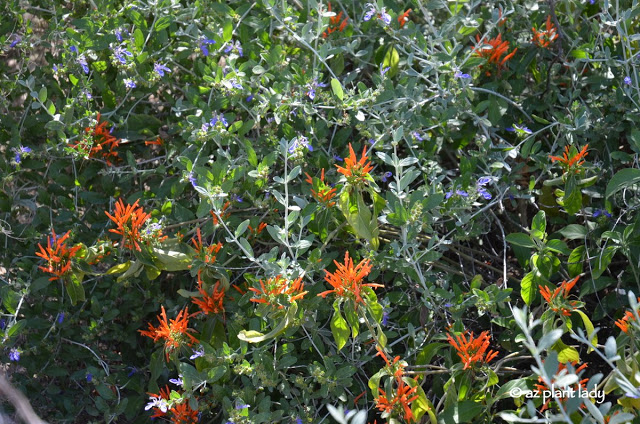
[549, 144, 588, 174]
[105, 198, 151, 251]
[375, 372, 419, 422]
[191, 228, 223, 264]
[615, 298, 640, 333]
[447, 330, 499, 370]
[539, 276, 580, 316]
[535, 361, 589, 411]
[145, 137, 163, 146]
[76, 113, 121, 166]
[36, 229, 82, 281]
[192, 273, 225, 317]
[532, 16, 558, 48]
[335, 143, 374, 184]
[398, 9, 411, 28]
[170, 401, 199, 424]
[318, 251, 384, 305]
[322, 2, 348, 38]
[139, 306, 198, 361]
[473, 33, 518, 72]
[305, 168, 337, 207]
[249, 275, 307, 309]
[210, 201, 231, 226]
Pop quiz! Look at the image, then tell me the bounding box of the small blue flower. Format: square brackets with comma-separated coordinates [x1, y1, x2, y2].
[190, 345, 205, 360]
[477, 177, 492, 186]
[624, 76, 632, 85]
[363, 5, 376, 21]
[0, 319, 5, 330]
[82, 90, 92, 100]
[411, 131, 423, 141]
[115, 30, 123, 42]
[444, 302, 453, 308]
[589, 0, 595, 4]
[232, 194, 243, 203]
[478, 188, 492, 200]
[378, 8, 391, 25]
[381, 310, 389, 326]
[127, 366, 138, 377]
[229, 78, 243, 89]
[593, 209, 612, 218]
[112, 44, 133, 64]
[236, 404, 250, 409]
[296, 418, 303, 424]
[507, 124, 532, 135]
[199, 37, 216, 56]
[445, 191, 453, 199]
[70, 45, 78, 53]
[306, 88, 316, 100]
[454, 70, 471, 79]
[456, 190, 469, 197]
[124, 78, 136, 89]
[8, 348, 20, 362]
[288, 136, 312, 154]
[188, 172, 197, 188]
[381, 171, 392, 182]
[57, 312, 65, 324]
[333, 154, 343, 162]
[626, 388, 640, 399]
[86, 373, 92, 382]
[380, 66, 391, 76]
[9, 36, 21, 48]
[77, 55, 89, 74]
[224, 40, 243, 57]
[154, 62, 171, 77]
[246, 94, 254, 102]
[169, 375, 183, 387]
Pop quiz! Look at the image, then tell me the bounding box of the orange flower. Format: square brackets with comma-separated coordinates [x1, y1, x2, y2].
[473, 34, 517, 72]
[35, 229, 82, 281]
[105, 198, 152, 251]
[398, 9, 411, 28]
[549, 145, 588, 173]
[322, 2, 348, 38]
[532, 16, 558, 48]
[210, 201, 231, 226]
[335, 143, 374, 184]
[539, 276, 580, 316]
[170, 401, 199, 424]
[615, 298, 640, 333]
[305, 168, 337, 207]
[191, 228, 223, 264]
[318, 251, 384, 305]
[249, 275, 307, 309]
[192, 273, 225, 316]
[74, 113, 121, 166]
[145, 137, 163, 146]
[248, 222, 267, 236]
[535, 360, 589, 411]
[375, 362, 419, 423]
[147, 385, 171, 418]
[139, 306, 198, 361]
[447, 330, 499, 370]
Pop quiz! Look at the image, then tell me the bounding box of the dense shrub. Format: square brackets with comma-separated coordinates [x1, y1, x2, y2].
[2, 0, 640, 423]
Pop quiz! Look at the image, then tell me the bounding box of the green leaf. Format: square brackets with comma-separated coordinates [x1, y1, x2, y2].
[575, 310, 597, 352]
[65, 272, 85, 305]
[330, 78, 344, 101]
[532, 210, 546, 234]
[235, 219, 250, 238]
[606, 168, 640, 198]
[343, 303, 359, 338]
[592, 246, 617, 279]
[223, 20, 233, 42]
[493, 378, 530, 402]
[38, 86, 47, 103]
[133, 28, 145, 50]
[382, 46, 400, 78]
[563, 175, 582, 215]
[558, 224, 587, 240]
[105, 261, 131, 275]
[568, 246, 585, 277]
[553, 339, 580, 363]
[545, 239, 570, 255]
[416, 342, 448, 365]
[238, 303, 297, 343]
[520, 271, 536, 305]
[330, 302, 350, 351]
[506, 233, 535, 248]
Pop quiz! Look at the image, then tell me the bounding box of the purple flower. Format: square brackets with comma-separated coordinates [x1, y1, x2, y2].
[363, 4, 376, 21]
[378, 8, 391, 25]
[477, 177, 491, 186]
[444, 302, 453, 308]
[296, 418, 303, 424]
[589, 0, 595, 4]
[154, 62, 171, 77]
[208, 112, 229, 129]
[169, 375, 183, 387]
[77, 55, 89, 74]
[368, 138, 375, 144]
[187, 172, 197, 187]
[190, 345, 205, 360]
[13, 146, 31, 165]
[127, 367, 138, 377]
[112, 44, 133, 64]
[306, 88, 316, 100]
[381, 171, 392, 182]
[454, 70, 471, 79]
[507, 124, 532, 135]
[626, 389, 640, 399]
[199, 37, 216, 56]
[8, 348, 20, 362]
[86, 373, 92, 382]
[52, 64, 61, 73]
[9, 36, 21, 48]
[333, 154, 343, 162]
[115, 30, 123, 42]
[124, 78, 136, 89]
[624, 76, 632, 85]
[411, 131, 423, 141]
[381, 310, 389, 326]
[57, 312, 65, 324]
[380, 66, 391, 76]
[456, 190, 468, 197]
[306, 78, 327, 100]
[236, 404, 250, 409]
[246, 94, 254, 102]
[593, 209, 612, 218]
[232, 194, 243, 203]
[288, 136, 312, 154]
[0, 319, 5, 330]
[229, 78, 243, 89]
[70, 45, 78, 53]
[82, 90, 92, 100]
[224, 40, 243, 57]
[478, 188, 492, 200]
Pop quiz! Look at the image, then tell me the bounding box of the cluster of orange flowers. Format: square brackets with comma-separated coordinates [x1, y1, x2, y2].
[249, 275, 307, 309]
[549, 144, 588, 174]
[473, 34, 517, 72]
[539, 276, 580, 316]
[139, 306, 198, 361]
[322, 2, 348, 38]
[192, 272, 225, 317]
[615, 298, 640, 333]
[105, 198, 163, 251]
[75, 113, 121, 166]
[336, 143, 374, 184]
[447, 330, 499, 370]
[191, 228, 223, 264]
[374, 347, 420, 422]
[532, 16, 558, 48]
[210, 201, 231, 226]
[36, 229, 82, 281]
[397, 9, 411, 28]
[305, 168, 337, 207]
[147, 385, 199, 424]
[248, 222, 267, 237]
[318, 251, 383, 306]
[535, 360, 589, 411]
